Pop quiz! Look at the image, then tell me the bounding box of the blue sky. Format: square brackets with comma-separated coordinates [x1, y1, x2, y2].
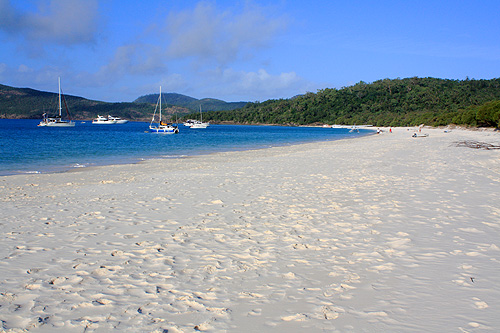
[1, 0, 499, 103]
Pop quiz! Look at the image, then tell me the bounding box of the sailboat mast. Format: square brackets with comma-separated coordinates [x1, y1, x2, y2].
[58, 77, 62, 117]
[159, 86, 162, 124]
[200, 105, 202, 122]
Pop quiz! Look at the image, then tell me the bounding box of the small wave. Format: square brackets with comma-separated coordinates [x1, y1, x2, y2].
[161, 155, 186, 159]
[72, 164, 88, 168]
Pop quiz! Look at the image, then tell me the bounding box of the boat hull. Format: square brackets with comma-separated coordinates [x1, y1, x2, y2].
[107, 116, 129, 124]
[92, 120, 117, 124]
[38, 120, 75, 127]
[190, 123, 209, 128]
[149, 126, 179, 134]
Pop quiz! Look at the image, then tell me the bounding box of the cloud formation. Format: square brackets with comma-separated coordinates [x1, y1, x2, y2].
[0, 0, 100, 45]
[198, 68, 309, 101]
[165, 1, 288, 65]
[98, 44, 167, 79]
[0, 1, 309, 102]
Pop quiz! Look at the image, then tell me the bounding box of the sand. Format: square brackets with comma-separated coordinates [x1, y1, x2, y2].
[1, 127, 499, 332]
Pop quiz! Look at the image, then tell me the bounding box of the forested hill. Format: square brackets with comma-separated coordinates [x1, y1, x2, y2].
[0, 84, 243, 120]
[201, 77, 500, 127]
[3, 78, 500, 126]
[134, 92, 248, 111]
[0, 84, 158, 120]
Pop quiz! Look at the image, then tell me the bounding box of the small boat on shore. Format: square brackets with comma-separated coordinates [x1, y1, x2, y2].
[92, 115, 117, 124]
[38, 77, 75, 127]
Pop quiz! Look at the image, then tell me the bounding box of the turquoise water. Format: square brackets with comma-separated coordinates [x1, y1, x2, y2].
[0, 119, 373, 176]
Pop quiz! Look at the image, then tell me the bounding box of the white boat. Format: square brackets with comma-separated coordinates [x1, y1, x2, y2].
[38, 77, 75, 127]
[149, 86, 179, 134]
[183, 119, 197, 127]
[190, 105, 209, 129]
[349, 125, 359, 133]
[92, 115, 117, 124]
[107, 115, 129, 124]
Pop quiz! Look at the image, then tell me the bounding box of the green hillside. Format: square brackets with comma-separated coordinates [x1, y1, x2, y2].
[199, 77, 500, 127]
[0, 84, 247, 121]
[2, 77, 500, 127]
[0, 84, 159, 121]
[134, 92, 248, 111]
[134, 92, 198, 105]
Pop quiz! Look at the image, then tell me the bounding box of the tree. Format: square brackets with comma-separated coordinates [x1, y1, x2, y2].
[476, 100, 500, 127]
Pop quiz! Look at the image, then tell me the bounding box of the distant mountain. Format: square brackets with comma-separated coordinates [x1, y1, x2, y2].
[134, 93, 198, 105]
[0, 84, 245, 121]
[134, 92, 248, 111]
[0, 84, 159, 121]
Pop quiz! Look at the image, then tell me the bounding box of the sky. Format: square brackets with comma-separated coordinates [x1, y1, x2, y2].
[1, 0, 499, 103]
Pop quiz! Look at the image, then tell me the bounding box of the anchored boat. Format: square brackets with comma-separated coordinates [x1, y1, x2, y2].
[149, 86, 179, 134]
[38, 77, 75, 127]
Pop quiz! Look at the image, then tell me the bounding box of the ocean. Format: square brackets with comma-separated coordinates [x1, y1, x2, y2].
[0, 119, 373, 176]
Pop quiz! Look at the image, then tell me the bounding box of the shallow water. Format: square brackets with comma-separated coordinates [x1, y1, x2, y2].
[0, 119, 372, 176]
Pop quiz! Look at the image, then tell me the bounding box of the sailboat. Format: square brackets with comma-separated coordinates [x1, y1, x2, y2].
[38, 77, 75, 127]
[149, 86, 179, 134]
[190, 105, 209, 129]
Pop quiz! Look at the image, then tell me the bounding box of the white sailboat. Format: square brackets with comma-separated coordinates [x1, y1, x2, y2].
[149, 86, 179, 134]
[38, 77, 75, 127]
[190, 105, 209, 129]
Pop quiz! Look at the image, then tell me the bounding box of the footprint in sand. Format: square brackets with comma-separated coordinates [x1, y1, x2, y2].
[281, 313, 308, 322]
[472, 297, 488, 309]
[248, 308, 262, 316]
[319, 305, 344, 320]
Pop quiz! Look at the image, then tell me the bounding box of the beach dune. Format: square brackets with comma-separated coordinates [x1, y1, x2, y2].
[1, 127, 499, 332]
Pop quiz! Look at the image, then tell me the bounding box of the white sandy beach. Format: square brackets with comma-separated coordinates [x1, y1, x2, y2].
[1, 127, 500, 332]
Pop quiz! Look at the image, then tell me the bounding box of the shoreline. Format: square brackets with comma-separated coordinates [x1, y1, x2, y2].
[1, 127, 499, 331]
[0, 122, 375, 177]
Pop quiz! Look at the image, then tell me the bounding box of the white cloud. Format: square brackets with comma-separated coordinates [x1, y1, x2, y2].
[133, 73, 189, 100]
[198, 68, 309, 101]
[0, 0, 100, 45]
[0, 2, 303, 102]
[71, 43, 169, 89]
[0, 62, 64, 91]
[164, 1, 288, 65]
[103, 44, 167, 77]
